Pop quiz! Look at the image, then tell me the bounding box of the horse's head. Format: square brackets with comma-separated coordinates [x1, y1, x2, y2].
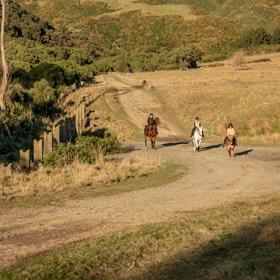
[226, 135, 234, 145]
[154, 117, 160, 125]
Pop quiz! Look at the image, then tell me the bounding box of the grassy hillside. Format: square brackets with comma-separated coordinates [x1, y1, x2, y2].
[16, 0, 280, 71]
[216, 0, 280, 29]
[137, 0, 280, 29]
[132, 53, 280, 144]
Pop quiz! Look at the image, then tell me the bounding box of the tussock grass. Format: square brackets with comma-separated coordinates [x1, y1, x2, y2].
[2, 195, 280, 279]
[0, 155, 163, 202]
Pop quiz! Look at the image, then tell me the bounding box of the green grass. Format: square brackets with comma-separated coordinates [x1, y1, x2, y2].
[2, 195, 280, 279]
[0, 163, 183, 210]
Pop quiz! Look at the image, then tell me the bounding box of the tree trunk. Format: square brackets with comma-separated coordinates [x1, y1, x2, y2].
[0, 0, 8, 111]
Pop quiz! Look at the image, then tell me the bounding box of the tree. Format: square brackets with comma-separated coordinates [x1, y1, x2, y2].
[29, 79, 57, 115]
[0, 0, 9, 111]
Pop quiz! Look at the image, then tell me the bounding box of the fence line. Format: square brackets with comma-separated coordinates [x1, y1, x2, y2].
[18, 103, 89, 171]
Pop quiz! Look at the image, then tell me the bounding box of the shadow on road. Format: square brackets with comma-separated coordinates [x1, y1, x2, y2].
[200, 144, 223, 151]
[123, 146, 142, 153]
[234, 149, 254, 157]
[161, 141, 190, 148]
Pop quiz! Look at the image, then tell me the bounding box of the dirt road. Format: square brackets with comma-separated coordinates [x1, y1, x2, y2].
[0, 74, 279, 270]
[102, 73, 182, 138]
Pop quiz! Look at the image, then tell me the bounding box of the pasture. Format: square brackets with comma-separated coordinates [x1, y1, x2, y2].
[132, 53, 280, 144]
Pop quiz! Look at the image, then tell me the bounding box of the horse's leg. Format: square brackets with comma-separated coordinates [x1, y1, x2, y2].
[228, 147, 234, 158]
[197, 139, 201, 152]
[152, 138, 156, 149]
[144, 134, 147, 148]
[231, 146, 235, 158]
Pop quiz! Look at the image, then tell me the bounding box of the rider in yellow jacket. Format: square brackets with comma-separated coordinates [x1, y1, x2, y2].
[224, 123, 237, 146]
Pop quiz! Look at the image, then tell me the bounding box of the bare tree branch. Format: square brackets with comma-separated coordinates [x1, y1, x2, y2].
[0, 0, 9, 111]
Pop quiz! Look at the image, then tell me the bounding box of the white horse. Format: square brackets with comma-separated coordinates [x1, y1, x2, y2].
[192, 127, 203, 152]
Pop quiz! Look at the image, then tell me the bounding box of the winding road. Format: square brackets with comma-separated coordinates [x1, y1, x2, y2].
[0, 74, 279, 270]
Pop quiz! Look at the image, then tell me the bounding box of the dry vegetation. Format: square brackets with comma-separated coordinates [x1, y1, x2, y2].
[231, 51, 246, 70]
[0, 155, 163, 201]
[3, 195, 280, 279]
[98, 0, 198, 18]
[132, 53, 280, 144]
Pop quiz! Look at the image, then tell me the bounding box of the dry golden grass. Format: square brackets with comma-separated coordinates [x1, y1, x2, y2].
[0, 155, 163, 201]
[231, 51, 246, 70]
[132, 53, 280, 144]
[96, 0, 198, 19]
[249, 119, 272, 136]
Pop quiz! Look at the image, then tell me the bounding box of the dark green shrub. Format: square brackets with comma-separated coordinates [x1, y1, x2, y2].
[75, 133, 121, 164]
[29, 63, 65, 88]
[12, 69, 31, 88]
[236, 28, 271, 48]
[271, 28, 280, 44]
[44, 133, 121, 166]
[43, 143, 76, 167]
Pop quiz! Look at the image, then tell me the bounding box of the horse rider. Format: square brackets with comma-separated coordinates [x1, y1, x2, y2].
[224, 123, 237, 146]
[147, 113, 155, 128]
[191, 116, 204, 138]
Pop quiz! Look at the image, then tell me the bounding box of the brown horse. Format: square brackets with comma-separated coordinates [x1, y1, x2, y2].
[144, 117, 160, 149]
[224, 136, 236, 158]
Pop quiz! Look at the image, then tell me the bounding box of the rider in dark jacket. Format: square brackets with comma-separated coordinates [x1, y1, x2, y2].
[147, 113, 155, 126]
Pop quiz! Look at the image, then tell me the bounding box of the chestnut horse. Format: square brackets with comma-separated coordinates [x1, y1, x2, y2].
[224, 135, 236, 158]
[144, 117, 160, 149]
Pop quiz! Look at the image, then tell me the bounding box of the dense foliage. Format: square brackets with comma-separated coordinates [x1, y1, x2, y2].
[236, 28, 280, 48]
[44, 133, 121, 167]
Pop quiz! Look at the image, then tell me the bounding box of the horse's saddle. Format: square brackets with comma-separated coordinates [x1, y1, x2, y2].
[145, 125, 158, 136]
[226, 135, 236, 145]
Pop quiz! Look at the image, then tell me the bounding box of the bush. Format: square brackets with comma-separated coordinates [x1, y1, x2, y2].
[29, 63, 65, 87]
[44, 133, 121, 167]
[28, 79, 59, 116]
[43, 143, 76, 167]
[271, 28, 280, 44]
[236, 28, 271, 48]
